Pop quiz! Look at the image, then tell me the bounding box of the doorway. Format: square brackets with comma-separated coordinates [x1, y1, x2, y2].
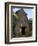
[21, 26, 26, 35]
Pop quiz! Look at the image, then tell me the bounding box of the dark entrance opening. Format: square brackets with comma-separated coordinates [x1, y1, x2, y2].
[21, 26, 26, 35]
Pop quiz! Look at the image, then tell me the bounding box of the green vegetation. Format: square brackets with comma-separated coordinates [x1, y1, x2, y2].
[12, 13, 19, 36]
[28, 18, 32, 31]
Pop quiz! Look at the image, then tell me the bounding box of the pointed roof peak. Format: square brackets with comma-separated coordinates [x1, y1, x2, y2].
[15, 8, 27, 15]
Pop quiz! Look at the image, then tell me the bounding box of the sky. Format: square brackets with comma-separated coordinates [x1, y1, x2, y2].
[12, 8, 32, 19]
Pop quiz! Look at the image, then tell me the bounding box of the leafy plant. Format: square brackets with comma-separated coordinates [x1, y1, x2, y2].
[12, 13, 19, 36]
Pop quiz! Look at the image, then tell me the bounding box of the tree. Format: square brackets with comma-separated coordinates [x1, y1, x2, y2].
[28, 18, 32, 31]
[12, 13, 19, 37]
